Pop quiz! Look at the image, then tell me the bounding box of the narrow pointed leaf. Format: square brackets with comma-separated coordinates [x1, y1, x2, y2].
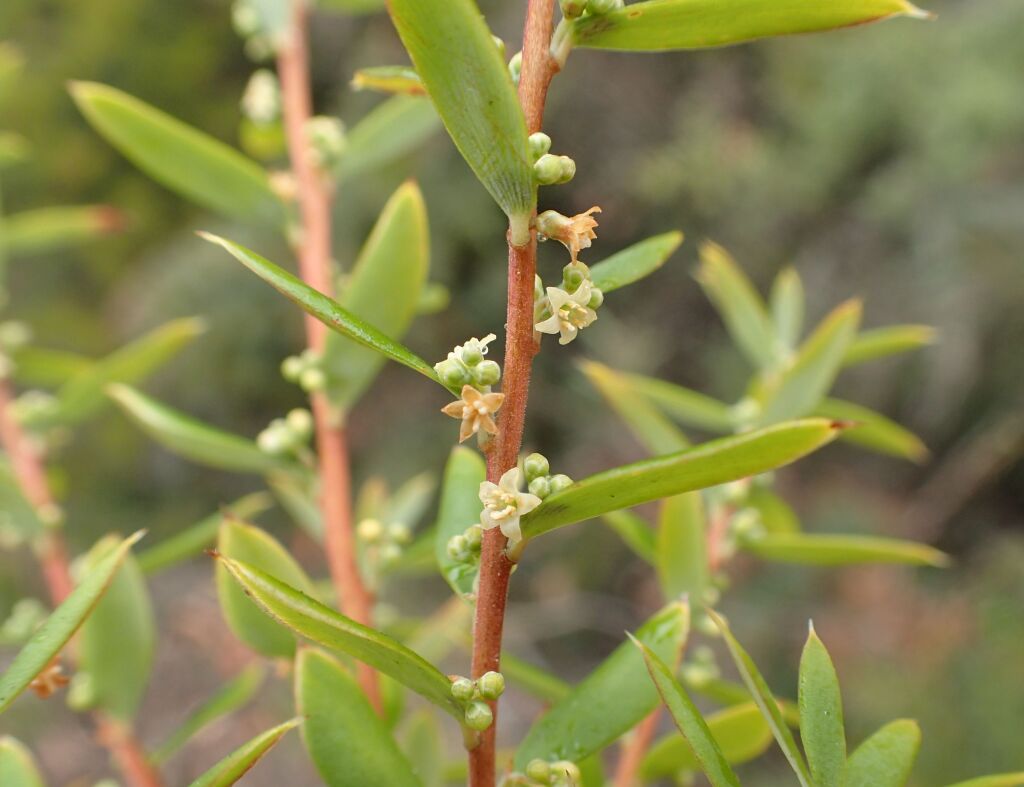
[770, 267, 805, 350]
[843, 324, 936, 367]
[815, 398, 928, 462]
[642, 703, 772, 780]
[521, 419, 844, 541]
[0, 531, 144, 713]
[76, 537, 155, 721]
[71, 82, 284, 226]
[352, 66, 425, 96]
[623, 372, 735, 433]
[944, 775, 1024, 787]
[11, 347, 92, 388]
[199, 233, 443, 388]
[188, 718, 300, 787]
[152, 664, 265, 764]
[844, 719, 921, 787]
[514, 602, 689, 768]
[216, 555, 463, 718]
[601, 509, 656, 563]
[588, 231, 683, 293]
[339, 96, 439, 180]
[216, 519, 315, 659]
[435, 446, 486, 600]
[756, 299, 861, 425]
[799, 625, 846, 787]
[656, 493, 707, 601]
[387, 0, 533, 220]
[635, 636, 740, 787]
[21, 318, 205, 430]
[324, 181, 429, 408]
[709, 610, 813, 787]
[684, 675, 801, 728]
[0, 736, 45, 787]
[109, 384, 289, 473]
[572, 0, 929, 52]
[3, 205, 121, 257]
[740, 533, 948, 567]
[296, 649, 419, 786]
[696, 242, 777, 370]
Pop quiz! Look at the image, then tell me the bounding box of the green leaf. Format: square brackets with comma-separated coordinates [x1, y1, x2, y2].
[21, 318, 205, 430]
[588, 231, 684, 293]
[696, 241, 777, 370]
[75, 537, 155, 721]
[400, 711, 445, 787]
[709, 610, 813, 787]
[0, 459, 43, 545]
[843, 324, 936, 367]
[740, 533, 948, 567]
[71, 82, 284, 226]
[2, 206, 121, 257]
[435, 446, 486, 600]
[684, 675, 802, 728]
[109, 385, 290, 473]
[622, 372, 735, 434]
[799, 625, 846, 787]
[296, 649, 419, 786]
[815, 398, 928, 463]
[10, 347, 92, 388]
[0, 736, 45, 787]
[339, 96, 439, 181]
[216, 555, 463, 718]
[387, 0, 533, 223]
[385, 472, 437, 529]
[845, 719, 921, 787]
[514, 602, 689, 768]
[188, 718, 300, 787]
[642, 702, 772, 780]
[324, 182, 429, 409]
[945, 775, 1024, 787]
[634, 635, 740, 787]
[601, 510, 656, 563]
[500, 652, 571, 704]
[656, 493, 707, 601]
[138, 492, 274, 575]
[0, 531, 144, 714]
[152, 664, 265, 764]
[770, 267, 805, 351]
[756, 299, 861, 425]
[216, 519, 315, 659]
[351, 66, 425, 96]
[572, 0, 929, 52]
[199, 233, 444, 389]
[745, 486, 801, 534]
[520, 419, 844, 542]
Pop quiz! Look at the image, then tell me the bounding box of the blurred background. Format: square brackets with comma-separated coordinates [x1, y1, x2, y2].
[1, 0, 1022, 783]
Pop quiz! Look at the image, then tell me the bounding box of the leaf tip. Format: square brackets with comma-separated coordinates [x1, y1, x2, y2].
[903, 2, 935, 20]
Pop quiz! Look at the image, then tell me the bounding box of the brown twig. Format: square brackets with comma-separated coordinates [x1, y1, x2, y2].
[468, 1, 559, 784]
[613, 708, 661, 787]
[0, 378, 163, 787]
[277, 0, 380, 711]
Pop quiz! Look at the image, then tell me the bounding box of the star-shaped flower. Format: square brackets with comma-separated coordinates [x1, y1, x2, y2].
[535, 282, 598, 345]
[441, 385, 505, 443]
[537, 206, 601, 262]
[479, 467, 542, 545]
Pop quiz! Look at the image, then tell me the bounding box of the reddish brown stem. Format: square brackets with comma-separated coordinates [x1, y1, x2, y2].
[277, 0, 380, 710]
[613, 708, 661, 787]
[468, 1, 559, 784]
[96, 715, 165, 787]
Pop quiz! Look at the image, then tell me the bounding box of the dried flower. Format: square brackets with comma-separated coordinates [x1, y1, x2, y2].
[29, 659, 70, 699]
[535, 282, 598, 345]
[479, 467, 541, 545]
[537, 206, 601, 262]
[442, 385, 504, 443]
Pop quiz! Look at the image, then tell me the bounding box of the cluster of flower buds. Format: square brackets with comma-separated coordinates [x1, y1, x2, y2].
[305, 116, 347, 176]
[357, 517, 413, 569]
[450, 671, 505, 731]
[446, 523, 483, 564]
[231, 0, 282, 61]
[437, 335, 505, 445]
[256, 408, 314, 456]
[534, 260, 604, 346]
[559, 0, 623, 19]
[0, 320, 30, 378]
[506, 758, 582, 786]
[522, 453, 572, 500]
[529, 133, 576, 187]
[680, 644, 722, 688]
[281, 349, 327, 392]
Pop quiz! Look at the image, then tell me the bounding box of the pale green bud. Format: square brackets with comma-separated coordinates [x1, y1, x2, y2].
[447, 534, 469, 560]
[528, 476, 552, 499]
[241, 69, 280, 124]
[524, 452, 550, 481]
[464, 700, 494, 731]
[257, 422, 290, 454]
[464, 524, 483, 550]
[478, 670, 505, 700]
[305, 116, 347, 172]
[379, 543, 402, 564]
[553, 761, 582, 783]
[492, 35, 506, 59]
[232, 0, 261, 37]
[586, 0, 623, 14]
[357, 518, 384, 543]
[66, 672, 96, 711]
[436, 359, 471, 388]
[281, 355, 304, 382]
[730, 507, 763, 541]
[588, 287, 604, 310]
[388, 523, 412, 544]
[473, 360, 501, 387]
[562, 261, 590, 292]
[526, 758, 552, 782]
[299, 367, 327, 392]
[450, 676, 475, 701]
[528, 132, 552, 160]
[555, 155, 576, 184]
[461, 345, 484, 367]
[286, 408, 313, 438]
[508, 51, 522, 84]
[548, 474, 573, 494]
[534, 153, 564, 185]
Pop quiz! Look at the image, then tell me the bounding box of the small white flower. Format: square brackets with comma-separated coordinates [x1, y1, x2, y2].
[535, 282, 598, 345]
[478, 467, 541, 545]
[441, 385, 505, 443]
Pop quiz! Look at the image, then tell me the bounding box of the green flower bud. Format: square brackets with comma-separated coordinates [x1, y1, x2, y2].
[586, 0, 622, 14]
[559, 0, 587, 19]
[257, 422, 290, 454]
[556, 155, 576, 184]
[281, 355, 304, 381]
[357, 518, 384, 543]
[451, 676, 475, 701]
[286, 408, 313, 438]
[562, 261, 590, 292]
[464, 524, 483, 550]
[526, 758, 552, 782]
[299, 367, 327, 392]
[379, 543, 402, 564]
[473, 360, 502, 387]
[524, 452, 550, 481]
[464, 700, 494, 731]
[730, 507, 763, 542]
[66, 671, 96, 711]
[528, 476, 552, 499]
[548, 474, 573, 494]
[388, 522, 412, 544]
[553, 761, 582, 783]
[447, 534, 469, 560]
[534, 153, 564, 185]
[588, 287, 604, 310]
[305, 116, 347, 172]
[528, 132, 552, 160]
[508, 51, 522, 84]
[437, 359, 470, 388]
[478, 670, 505, 700]
[492, 35, 506, 59]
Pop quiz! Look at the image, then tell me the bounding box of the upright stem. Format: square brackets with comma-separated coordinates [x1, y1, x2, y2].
[469, 1, 559, 784]
[277, 0, 380, 710]
[0, 379, 163, 787]
[613, 708, 661, 787]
